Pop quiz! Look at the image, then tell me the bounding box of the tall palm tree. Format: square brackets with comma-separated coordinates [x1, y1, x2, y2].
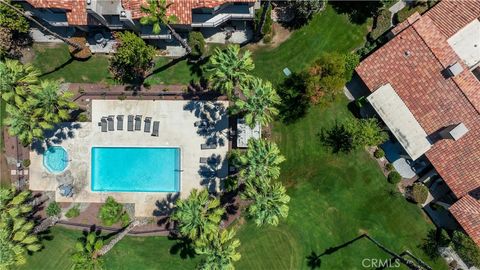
[241, 181, 290, 227]
[235, 138, 285, 183]
[171, 189, 224, 240]
[0, 186, 33, 221]
[140, 0, 192, 54]
[0, 0, 84, 50]
[231, 77, 281, 128]
[194, 228, 241, 270]
[0, 186, 41, 269]
[4, 104, 52, 146]
[28, 80, 77, 124]
[71, 232, 104, 270]
[94, 218, 148, 258]
[206, 45, 255, 97]
[0, 59, 39, 106]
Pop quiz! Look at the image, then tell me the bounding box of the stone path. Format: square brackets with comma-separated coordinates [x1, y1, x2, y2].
[389, 0, 407, 26]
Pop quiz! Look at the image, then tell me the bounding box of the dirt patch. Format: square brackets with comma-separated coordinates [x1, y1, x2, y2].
[247, 23, 292, 51]
[0, 152, 11, 186]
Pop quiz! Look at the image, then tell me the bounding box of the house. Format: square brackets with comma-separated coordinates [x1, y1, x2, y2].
[18, 0, 258, 43]
[355, 0, 480, 246]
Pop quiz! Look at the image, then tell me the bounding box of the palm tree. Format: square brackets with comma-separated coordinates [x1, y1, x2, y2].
[194, 229, 241, 270]
[0, 186, 33, 221]
[0, 186, 41, 269]
[241, 181, 290, 227]
[94, 218, 148, 258]
[0, 0, 84, 51]
[235, 138, 285, 183]
[231, 77, 281, 128]
[71, 231, 104, 270]
[170, 189, 225, 240]
[206, 45, 254, 97]
[0, 59, 39, 106]
[4, 104, 52, 146]
[28, 80, 77, 124]
[140, 0, 192, 54]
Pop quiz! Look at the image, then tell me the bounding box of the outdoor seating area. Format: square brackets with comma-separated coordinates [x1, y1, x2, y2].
[99, 114, 160, 137]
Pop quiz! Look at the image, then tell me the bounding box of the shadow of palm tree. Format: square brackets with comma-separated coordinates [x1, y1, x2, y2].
[39, 57, 75, 78]
[305, 235, 365, 268]
[169, 236, 196, 259]
[145, 55, 188, 79]
[306, 251, 322, 269]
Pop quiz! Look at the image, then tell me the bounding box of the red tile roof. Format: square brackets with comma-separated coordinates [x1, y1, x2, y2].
[356, 0, 480, 199]
[26, 0, 87, 25]
[122, 0, 255, 24]
[450, 195, 480, 246]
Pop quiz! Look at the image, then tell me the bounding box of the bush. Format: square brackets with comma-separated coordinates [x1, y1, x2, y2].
[254, 5, 274, 42]
[65, 204, 80, 218]
[451, 231, 480, 267]
[373, 148, 385, 158]
[306, 53, 347, 104]
[370, 8, 392, 40]
[385, 163, 394, 171]
[110, 31, 155, 83]
[188, 31, 206, 59]
[387, 171, 402, 184]
[286, 0, 325, 28]
[409, 183, 428, 204]
[344, 53, 360, 81]
[46, 201, 61, 217]
[22, 159, 30, 167]
[98, 196, 127, 226]
[76, 112, 89, 122]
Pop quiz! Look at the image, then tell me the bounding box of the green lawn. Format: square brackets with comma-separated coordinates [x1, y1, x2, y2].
[31, 44, 112, 83]
[17, 227, 200, 270]
[249, 6, 368, 83]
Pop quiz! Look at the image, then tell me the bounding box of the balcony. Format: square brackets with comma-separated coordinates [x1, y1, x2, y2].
[191, 4, 254, 28]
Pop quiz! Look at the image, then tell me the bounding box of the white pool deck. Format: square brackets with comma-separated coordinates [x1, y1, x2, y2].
[29, 100, 229, 217]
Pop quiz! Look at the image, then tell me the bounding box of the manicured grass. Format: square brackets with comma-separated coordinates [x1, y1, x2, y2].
[249, 6, 369, 83]
[31, 44, 112, 83]
[235, 100, 448, 269]
[17, 227, 200, 270]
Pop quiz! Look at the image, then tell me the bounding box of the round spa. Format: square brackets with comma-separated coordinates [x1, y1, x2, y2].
[43, 146, 69, 173]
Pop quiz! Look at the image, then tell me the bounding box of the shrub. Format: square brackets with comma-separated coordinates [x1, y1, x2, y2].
[344, 53, 360, 81]
[254, 5, 274, 42]
[65, 204, 80, 218]
[373, 148, 385, 158]
[110, 31, 155, 83]
[451, 231, 480, 267]
[98, 196, 127, 226]
[387, 171, 402, 184]
[409, 183, 428, 204]
[188, 31, 206, 59]
[22, 159, 30, 167]
[370, 8, 392, 40]
[306, 53, 347, 104]
[286, 0, 325, 28]
[46, 201, 61, 217]
[120, 212, 131, 227]
[76, 112, 89, 122]
[385, 163, 394, 171]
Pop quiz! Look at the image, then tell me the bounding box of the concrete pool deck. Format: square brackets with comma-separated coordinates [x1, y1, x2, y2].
[29, 100, 229, 217]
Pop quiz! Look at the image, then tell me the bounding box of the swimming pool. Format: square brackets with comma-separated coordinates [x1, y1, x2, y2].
[43, 146, 69, 173]
[91, 147, 180, 192]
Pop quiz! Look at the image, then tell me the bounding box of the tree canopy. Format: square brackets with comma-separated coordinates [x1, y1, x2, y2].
[194, 229, 241, 270]
[71, 231, 104, 270]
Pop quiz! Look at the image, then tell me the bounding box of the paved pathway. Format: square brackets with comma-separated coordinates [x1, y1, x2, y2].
[389, 0, 407, 26]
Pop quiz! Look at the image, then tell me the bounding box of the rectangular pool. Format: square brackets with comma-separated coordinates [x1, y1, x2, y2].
[91, 147, 180, 192]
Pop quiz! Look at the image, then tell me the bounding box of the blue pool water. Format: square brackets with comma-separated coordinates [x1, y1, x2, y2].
[43, 146, 69, 173]
[91, 147, 180, 192]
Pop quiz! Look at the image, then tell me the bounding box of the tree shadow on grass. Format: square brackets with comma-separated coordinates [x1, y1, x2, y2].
[169, 236, 196, 259]
[39, 57, 75, 78]
[330, 0, 384, 24]
[317, 121, 354, 154]
[277, 72, 311, 124]
[145, 55, 188, 80]
[306, 234, 365, 269]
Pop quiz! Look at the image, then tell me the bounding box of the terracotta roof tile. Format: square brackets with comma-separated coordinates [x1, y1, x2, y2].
[426, 0, 480, 38]
[450, 195, 480, 246]
[26, 0, 87, 25]
[122, 0, 256, 24]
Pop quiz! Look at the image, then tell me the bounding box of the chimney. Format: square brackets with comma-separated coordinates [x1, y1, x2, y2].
[446, 62, 464, 77]
[440, 123, 469, 141]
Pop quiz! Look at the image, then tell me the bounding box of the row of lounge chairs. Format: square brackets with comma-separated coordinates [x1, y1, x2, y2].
[99, 115, 160, 136]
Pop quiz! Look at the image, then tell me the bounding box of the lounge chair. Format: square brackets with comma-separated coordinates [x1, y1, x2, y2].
[127, 115, 134, 131]
[200, 157, 208, 163]
[117, 115, 124, 130]
[152, 121, 159, 137]
[201, 143, 217, 150]
[144, 117, 152, 133]
[100, 117, 107, 132]
[135, 115, 142, 131]
[107, 115, 114, 131]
